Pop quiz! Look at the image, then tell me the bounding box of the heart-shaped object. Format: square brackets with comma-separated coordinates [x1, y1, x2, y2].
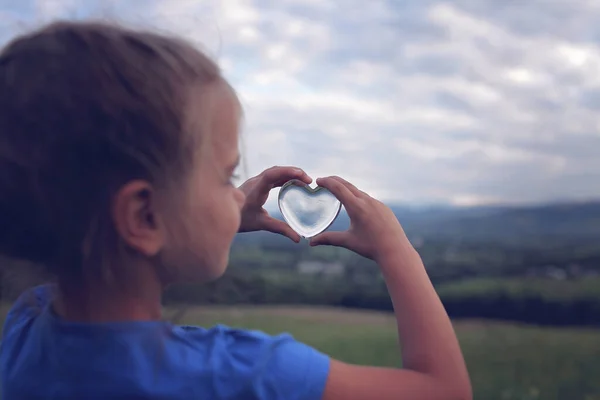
[278, 179, 342, 239]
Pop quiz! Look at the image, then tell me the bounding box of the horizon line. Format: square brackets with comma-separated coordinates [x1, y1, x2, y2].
[265, 197, 600, 211]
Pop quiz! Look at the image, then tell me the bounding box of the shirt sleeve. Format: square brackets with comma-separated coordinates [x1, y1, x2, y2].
[207, 326, 331, 400]
[2, 284, 52, 337]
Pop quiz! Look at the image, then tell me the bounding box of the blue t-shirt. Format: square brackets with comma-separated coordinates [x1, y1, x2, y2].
[0, 285, 330, 399]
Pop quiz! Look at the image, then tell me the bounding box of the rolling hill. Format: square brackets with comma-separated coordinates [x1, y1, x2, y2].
[234, 201, 600, 248]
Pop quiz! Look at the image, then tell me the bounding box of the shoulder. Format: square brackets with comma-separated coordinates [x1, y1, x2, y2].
[0, 284, 51, 376]
[2, 284, 52, 337]
[174, 324, 331, 400]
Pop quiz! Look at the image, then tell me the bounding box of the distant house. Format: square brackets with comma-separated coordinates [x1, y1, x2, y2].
[410, 236, 425, 249]
[443, 246, 461, 263]
[544, 265, 567, 280]
[297, 260, 345, 276]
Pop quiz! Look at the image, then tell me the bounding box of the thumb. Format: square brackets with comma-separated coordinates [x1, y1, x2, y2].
[309, 231, 349, 248]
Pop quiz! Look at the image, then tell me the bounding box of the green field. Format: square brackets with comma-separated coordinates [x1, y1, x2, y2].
[2, 305, 600, 400]
[436, 277, 600, 301]
[159, 305, 600, 400]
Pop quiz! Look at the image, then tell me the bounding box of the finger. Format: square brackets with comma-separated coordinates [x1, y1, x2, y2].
[309, 231, 350, 248]
[329, 176, 366, 198]
[261, 166, 312, 190]
[315, 176, 358, 206]
[261, 216, 302, 243]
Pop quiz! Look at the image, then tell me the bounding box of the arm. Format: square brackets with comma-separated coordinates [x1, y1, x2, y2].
[310, 177, 471, 400]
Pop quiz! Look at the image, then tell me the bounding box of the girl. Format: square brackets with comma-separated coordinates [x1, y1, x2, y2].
[0, 20, 471, 400]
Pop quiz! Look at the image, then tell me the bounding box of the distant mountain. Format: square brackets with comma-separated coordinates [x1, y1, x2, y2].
[419, 201, 600, 243]
[235, 201, 600, 247]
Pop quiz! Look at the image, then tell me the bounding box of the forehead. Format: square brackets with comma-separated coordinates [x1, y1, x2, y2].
[188, 80, 241, 162]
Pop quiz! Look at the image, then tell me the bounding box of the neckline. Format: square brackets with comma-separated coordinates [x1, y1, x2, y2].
[40, 297, 171, 334]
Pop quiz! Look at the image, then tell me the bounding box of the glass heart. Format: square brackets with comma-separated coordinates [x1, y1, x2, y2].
[278, 179, 342, 239]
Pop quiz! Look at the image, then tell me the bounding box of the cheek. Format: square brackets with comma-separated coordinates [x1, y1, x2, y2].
[235, 188, 246, 210]
[228, 189, 244, 231]
[203, 187, 241, 239]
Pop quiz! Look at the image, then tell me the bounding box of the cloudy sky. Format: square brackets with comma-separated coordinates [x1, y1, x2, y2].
[1, 0, 599, 207]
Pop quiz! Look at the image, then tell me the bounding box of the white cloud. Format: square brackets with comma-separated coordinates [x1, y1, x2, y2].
[3, 0, 599, 205]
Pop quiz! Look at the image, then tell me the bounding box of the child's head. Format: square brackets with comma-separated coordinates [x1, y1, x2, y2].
[0, 21, 246, 291]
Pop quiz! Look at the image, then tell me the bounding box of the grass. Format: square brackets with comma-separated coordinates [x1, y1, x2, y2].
[436, 277, 600, 301]
[164, 305, 600, 400]
[2, 304, 600, 399]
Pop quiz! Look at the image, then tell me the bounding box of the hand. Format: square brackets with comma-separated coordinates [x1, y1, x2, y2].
[238, 166, 312, 242]
[309, 176, 411, 261]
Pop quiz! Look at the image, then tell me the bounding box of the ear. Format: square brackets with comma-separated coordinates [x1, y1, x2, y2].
[112, 180, 166, 257]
